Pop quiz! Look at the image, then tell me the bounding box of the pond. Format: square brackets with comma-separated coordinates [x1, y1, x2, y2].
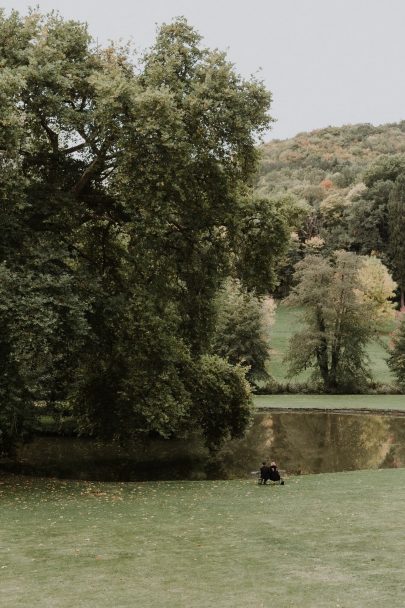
[5, 411, 405, 480]
[222, 411, 405, 476]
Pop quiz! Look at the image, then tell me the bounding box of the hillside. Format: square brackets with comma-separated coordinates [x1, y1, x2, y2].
[254, 121, 405, 304]
[256, 122, 405, 197]
[254, 125, 404, 392]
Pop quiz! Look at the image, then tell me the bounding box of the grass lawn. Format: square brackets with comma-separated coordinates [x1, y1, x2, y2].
[254, 394, 405, 411]
[269, 304, 396, 384]
[1, 471, 405, 607]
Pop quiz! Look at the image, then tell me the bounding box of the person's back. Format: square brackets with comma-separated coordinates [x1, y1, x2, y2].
[259, 462, 269, 484]
[269, 463, 281, 482]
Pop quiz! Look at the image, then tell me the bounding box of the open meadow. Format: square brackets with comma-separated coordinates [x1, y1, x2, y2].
[254, 394, 405, 411]
[2, 470, 405, 608]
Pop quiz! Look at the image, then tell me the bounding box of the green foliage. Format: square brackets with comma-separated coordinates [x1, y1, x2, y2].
[190, 355, 252, 451]
[363, 155, 405, 188]
[388, 175, 405, 306]
[0, 262, 89, 452]
[0, 10, 286, 450]
[272, 236, 304, 299]
[349, 155, 405, 256]
[231, 198, 290, 294]
[246, 193, 310, 299]
[212, 280, 274, 386]
[348, 155, 405, 307]
[388, 316, 405, 391]
[256, 127, 405, 302]
[285, 251, 396, 392]
[257, 123, 405, 199]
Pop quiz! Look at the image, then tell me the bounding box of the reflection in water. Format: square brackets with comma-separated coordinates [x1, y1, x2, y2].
[9, 412, 405, 480]
[221, 412, 405, 476]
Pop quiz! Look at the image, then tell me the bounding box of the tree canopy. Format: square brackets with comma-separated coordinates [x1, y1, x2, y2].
[256, 125, 405, 312]
[388, 315, 405, 391]
[0, 10, 290, 450]
[212, 279, 275, 386]
[284, 251, 396, 392]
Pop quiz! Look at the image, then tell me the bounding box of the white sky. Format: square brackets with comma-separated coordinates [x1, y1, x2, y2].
[3, 0, 405, 141]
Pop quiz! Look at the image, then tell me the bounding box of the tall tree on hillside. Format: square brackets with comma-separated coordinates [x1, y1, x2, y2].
[349, 155, 405, 256]
[388, 174, 405, 309]
[285, 251, 396, 392]
[349, 156, 405, 308]
[388, 316, 405, 391]
[0, 10, 288, 449]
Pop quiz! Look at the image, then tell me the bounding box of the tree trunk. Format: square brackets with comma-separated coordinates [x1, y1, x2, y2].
[315, 308, 330, 387]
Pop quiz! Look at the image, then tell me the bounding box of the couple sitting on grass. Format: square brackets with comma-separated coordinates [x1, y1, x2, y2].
[259, 461, 284, 485]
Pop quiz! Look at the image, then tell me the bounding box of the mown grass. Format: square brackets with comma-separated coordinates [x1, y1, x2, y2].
[269, 304, 396, 384]
[254, 394, 405, 411]
[1, 471, 405, 607]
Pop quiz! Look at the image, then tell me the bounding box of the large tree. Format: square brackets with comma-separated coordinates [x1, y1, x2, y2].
[212, 279, 275, 387]
[349, 155, 405, 307]
[388, 174, 405, 309]
[285, 251, 396, 392]
[0, 10, 287, 449]
[388, 316, 405, 391]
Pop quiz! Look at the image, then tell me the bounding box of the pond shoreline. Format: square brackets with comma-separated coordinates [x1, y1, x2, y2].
[256, 406, 405, 417]
[2, 408, 405, 481]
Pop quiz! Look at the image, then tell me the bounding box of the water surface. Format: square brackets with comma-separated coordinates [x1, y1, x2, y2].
[8, 411, 405, 480]
[223, 411, 405, 476]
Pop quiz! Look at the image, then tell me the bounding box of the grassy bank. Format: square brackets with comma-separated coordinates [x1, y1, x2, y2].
[254, 394, 405, 411]
[1, 471, 405, 607]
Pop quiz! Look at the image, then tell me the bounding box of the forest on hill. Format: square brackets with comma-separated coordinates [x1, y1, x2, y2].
[253, 122, 405, 394]
[257, 122, 405, 196]
[255, 123, 405, 308]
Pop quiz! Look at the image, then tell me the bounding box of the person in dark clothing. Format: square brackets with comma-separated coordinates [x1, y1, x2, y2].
[259, 462, 270, 485]
[269, 461, 284, 485]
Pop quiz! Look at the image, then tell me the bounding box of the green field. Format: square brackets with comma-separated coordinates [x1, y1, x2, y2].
[269, 304, 396, 384]
[254, 394, 405, 411]
[1, 471, 405, 607]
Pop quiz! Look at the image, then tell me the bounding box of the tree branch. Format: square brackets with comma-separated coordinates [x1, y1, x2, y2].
[61, 141, 87, 155]
[73, 155, 103, 196]
[38, 114, 59, 155]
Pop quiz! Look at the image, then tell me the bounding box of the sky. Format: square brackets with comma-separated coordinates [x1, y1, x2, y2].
[3, 0, 405, 141]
